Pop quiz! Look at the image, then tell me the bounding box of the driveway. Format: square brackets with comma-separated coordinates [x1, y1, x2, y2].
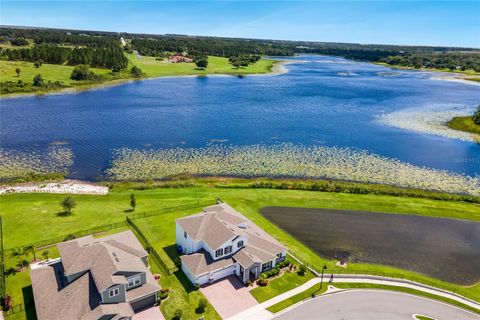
[273, 290, 479, 320]
[201, 275, 258, 319]
[132, 306, 165, 320]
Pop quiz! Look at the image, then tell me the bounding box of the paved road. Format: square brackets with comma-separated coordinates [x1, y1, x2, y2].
[273, 290, 480, 320]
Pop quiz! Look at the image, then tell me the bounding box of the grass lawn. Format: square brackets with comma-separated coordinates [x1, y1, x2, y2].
[0, 54, 277, 96]
[1, 185, 480, 318]
[333, 283, 480, 315]
[250, 267, 315, 303]
[447, 116, 480, 135]
[125, 53, 276, 77]
[267, 283, 327, 313]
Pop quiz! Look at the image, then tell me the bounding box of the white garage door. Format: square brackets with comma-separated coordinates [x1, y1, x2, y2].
[211, 265, 235, 282]
[197, 273, 210, 286]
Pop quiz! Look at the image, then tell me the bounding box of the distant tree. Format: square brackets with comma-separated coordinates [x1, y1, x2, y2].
[34, 59, 43, 68]
[33, 74, 44, 86]
[130, 66, 143, 77]
[71, 64, 95, 80]
[130, 193, 136, 211]
[232, 60, 242, 68]
[194, 56, 208, 69]
[61, 196, 76, 215]
[473, 105, 480, 125]
[15, 68, 20, 77]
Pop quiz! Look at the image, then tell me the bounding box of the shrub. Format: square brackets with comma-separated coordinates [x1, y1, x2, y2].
[63, 234, 76, 241]
[299, 264, 307, 276]
[159, 288, 169, 300]
[130, 66, 143, 77]
[173, 308, 183, 319]
[0, 294, 12, 311]
[70, 65, 95, 80]
[33, 74, 44, 87]
[276, 259, 291, 269]
[473, 105, 480, 125]
[257, 278, 269, 286]
[197, 298, 207, 313]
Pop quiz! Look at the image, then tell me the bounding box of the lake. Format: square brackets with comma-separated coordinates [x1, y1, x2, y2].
[1, 55, 480, 181]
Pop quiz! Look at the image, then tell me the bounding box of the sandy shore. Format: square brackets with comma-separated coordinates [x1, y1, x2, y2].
[0, 179, 109, 195]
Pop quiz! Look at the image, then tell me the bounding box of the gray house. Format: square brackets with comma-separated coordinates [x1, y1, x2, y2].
[30, 231, 161, 320]
[176, 203, 287, 285]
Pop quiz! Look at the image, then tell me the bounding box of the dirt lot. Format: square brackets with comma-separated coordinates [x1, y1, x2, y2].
[260, 207, 480, 285]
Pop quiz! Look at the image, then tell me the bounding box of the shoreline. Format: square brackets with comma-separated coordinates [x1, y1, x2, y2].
[373, 62, 480, 85]
[0, 59, 291, 100]
[0, 179, 109, 195]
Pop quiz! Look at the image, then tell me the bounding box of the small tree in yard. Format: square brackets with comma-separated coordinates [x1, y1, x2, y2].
[42, 250, 49, 260]
[130, 66, 143, 77]
[61, 196, 76, 215]
[24, 244, 36, 261]
[15, 68, 21, 77]
[197, 298, 207, 313]
[130, 193, 136, 211]
[34, 59, 43, 68]
[194, 56, 208, 69]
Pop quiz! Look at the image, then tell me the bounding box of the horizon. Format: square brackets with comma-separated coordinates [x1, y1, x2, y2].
[1, 24, 480, 50]
[1, 1, 479, 48]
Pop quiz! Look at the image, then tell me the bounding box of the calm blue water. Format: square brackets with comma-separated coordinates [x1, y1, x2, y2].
[1, 55, 480, 180]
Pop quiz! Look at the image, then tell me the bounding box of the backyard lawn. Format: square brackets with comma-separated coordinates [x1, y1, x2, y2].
[1, 185, 480, 320]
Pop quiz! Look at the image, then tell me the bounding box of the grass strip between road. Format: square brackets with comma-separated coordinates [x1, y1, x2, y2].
[268, 282, 480, 315]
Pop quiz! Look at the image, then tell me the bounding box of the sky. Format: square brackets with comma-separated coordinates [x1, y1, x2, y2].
[1, 1, 479, 48]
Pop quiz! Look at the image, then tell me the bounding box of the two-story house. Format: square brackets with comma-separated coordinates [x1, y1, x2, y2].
[30, 230, 161, 320]
[176, 202, 287, 286]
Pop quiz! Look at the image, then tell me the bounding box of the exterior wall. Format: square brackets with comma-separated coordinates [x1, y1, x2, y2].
[66, 270, 86, 283]
[126, 272, 146, 291]
[181, 262, 211, 286]
[176, 223, 203, 254]
[207, 235, 248, 261]
[101, 284, 127, 304]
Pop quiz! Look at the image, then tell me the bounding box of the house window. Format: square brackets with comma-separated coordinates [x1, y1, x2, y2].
[184, 231, 187, 239]
[224, 246, 232, 254]
[237, 240, 244, 248]
[109, 287, 120, 297]
[215, 248, 223, 258]
[262, 261, 273, 272]
[128, 275, 141, 287]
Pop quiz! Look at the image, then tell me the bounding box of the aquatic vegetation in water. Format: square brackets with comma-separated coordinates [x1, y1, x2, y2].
[377, 104, 480, 142]
[0, 145, 73, 181]
[106, 143, 480, 196]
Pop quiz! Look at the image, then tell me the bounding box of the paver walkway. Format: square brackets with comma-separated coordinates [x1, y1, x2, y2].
[227, 275, 480, 320]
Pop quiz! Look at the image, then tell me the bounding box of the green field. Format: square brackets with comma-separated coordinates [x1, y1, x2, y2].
[2, 186, 480, 319]
[0, 54, 277, 96]
[447, 116, 480, 135]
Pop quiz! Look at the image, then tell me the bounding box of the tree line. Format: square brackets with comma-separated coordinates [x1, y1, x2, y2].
[0, 45, 128, 69]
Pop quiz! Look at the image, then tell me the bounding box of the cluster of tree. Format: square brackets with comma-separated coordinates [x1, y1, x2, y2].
[71, 65, 99, 80]
[381, 52, 480, 72]
[0, 27, 120, 48]
[473, 105, 480, 125]
[228, 55, 261, 68]
[0, 45, 128, 69]
[193, 55, 208, 69]
[0, 76, 65, 94]
[130, 37, 295, 57]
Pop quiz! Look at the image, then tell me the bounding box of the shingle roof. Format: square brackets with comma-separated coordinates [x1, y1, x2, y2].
[58, 231, 149, 292]
[181, 249, 235, 277]
[177, 203, 286, 275]
[31, 261, 134, 320]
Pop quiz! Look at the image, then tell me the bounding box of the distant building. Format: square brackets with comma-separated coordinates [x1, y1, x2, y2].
[168, 55, 193, 63]
[30, 231, 161, 320]
[176, 203, 287, 286]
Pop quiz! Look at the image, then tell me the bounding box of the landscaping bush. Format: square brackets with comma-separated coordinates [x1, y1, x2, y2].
[299, 264, 307, 276]
[159, 288, 169, 300]
[276, 259, 291, 269]
[257, 278, 269, 286]
[197, 298, 207, 313]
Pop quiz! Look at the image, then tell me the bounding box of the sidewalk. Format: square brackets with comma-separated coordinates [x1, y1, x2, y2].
[227, 275, 480, 320]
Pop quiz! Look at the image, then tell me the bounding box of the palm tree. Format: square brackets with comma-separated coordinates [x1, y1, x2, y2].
[24, 245, 36, 261]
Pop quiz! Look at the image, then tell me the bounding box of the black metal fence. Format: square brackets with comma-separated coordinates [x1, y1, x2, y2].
[127, 200, 214, 220]
[0, 215, 5, 296]
[126, 216, 179, 275]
